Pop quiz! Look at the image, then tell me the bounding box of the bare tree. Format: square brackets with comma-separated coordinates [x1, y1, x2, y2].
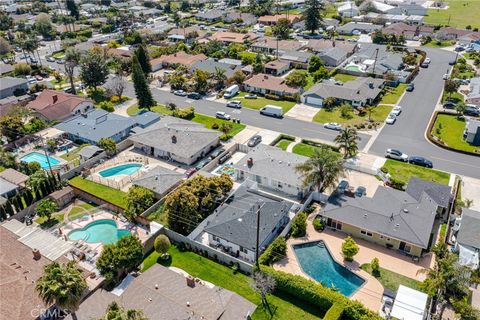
[105, 76, 126, 98]
[251, 271, 276, 315]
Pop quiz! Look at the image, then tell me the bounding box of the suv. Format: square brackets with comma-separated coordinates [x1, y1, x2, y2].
[385, 148, 408, 161]
[226, 100, 242, 108]
[247, 135, 262, 147]
[336, 180, 349, 194]
[406, 83, 414, 92]
[464, 106, 479, 117]
[215, 111, 231, 120]
[187, 92, 201, 100]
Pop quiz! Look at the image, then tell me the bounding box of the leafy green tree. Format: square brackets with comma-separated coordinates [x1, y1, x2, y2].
[125, 186, 155, 221]
[295, 146, 345, 192]
[259, 236, 286, 265]
[28, 170, 48, 189]
[455, 103, 467, 117]
[322, 96, 337, 110]
[339, 104, 352, 118]
[0, 11, 13, 31]
[27, 161, 42, 174]
[0, 115, 24, 142]
[0, 147, 15, 168]
[0, 37, 11, 55]
[192, 69, 209, 94]
[253, 53, 264, 73]
[34, 13, 53, 38]
[169, 72, 187, 90]
[342, 236, 359, 261]
[444, 79, 459, 99]
[13, 62, 31, 76]
[212, 67, 227, 91]
[134, 45, 152, 76]
[98, 138, 117, 156]
[229, 70, 246, 85]
[99, 302, 148, 320]
[308, 55, 324, 73]
[80, 51, 109, 92]
[154, 234, 171, 257]
[35, 198, 58, 221]
[371, 257, 380, 276]
[219, 123, 232, 138]
[285, 70, 308, 88]
[66, 0, 80, 20]
[272, 18, 290, 40]
[334, 127, 360, 158]
[96, 236, 143, 282]
[36, 261, 87, 320]
[64, 47, 82, 94]
[291, 212, 307, 237]
[312, 66, 329, 82]
[304, 0, 324, 34]
[132, 55, 155, 110]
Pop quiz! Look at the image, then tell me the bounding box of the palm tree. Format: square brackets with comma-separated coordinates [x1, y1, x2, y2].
[36, 261, 87, 320]
[64, 47, 82, 94]
[295, 146, 345, 193]
[212, 67, 227, 91]
[334, 127, 360, 159]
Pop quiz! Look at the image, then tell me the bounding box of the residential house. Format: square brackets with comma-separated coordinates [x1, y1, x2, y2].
[190, 58, 241, 78]
[0, 94, 33, 117]
[458, 32, 480, 45]
[167, 26, 208, 44]
[128, 116, 221, 165]
[132, 166, 183, 199]
[108, 47, 133, 59]
[150, 51, 207, 71]
[208, 31, 258, 45]
[0, 77, 28, 99]
[337, 22, 382, 35]
[361, 12, 425, 25]
[464, 119, 480, 146]
[77, 145, 104, 163]
[0, 63, 13, 75]
[48, 186, 75, 208]
[454, 208, 480, 269]
[69, 264, 256, 320]
[305, 40, 357, 66]
[466, 77, 480, 106]
[233, 144, 310, 198]
[224, 12, 257, 26]
[302, 77, 384, 107]
[358, 0, 395, 13]
[348, 44, 405, 76]
[243, 73, 301, 98]
[319, 178, 452, 257]
[264, 60, 291, 76]
[258, 14, 302, 26]
[0, 178, 20, 199]
[194, 184, 293, 262]
[251, 37, 305, 55]
[434, 27, 472, 41]
[0, 169, 28, 189]
[279, 51, 313, 69]
[337, 2, 360, 17]
[27, 90, 94, 122]
[218, 58, 243, 67]
[194, 9, 225, 22]
[382, 22, 434, 40]
[386, 3, 427, 16]
[55, 109, 160, 145]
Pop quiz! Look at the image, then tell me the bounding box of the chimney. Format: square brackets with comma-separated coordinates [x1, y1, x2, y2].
[52, 95, 58, 103]
[247, 157, 253, 167]
[32, 248, 41, 260]
[369, 82, 374, 89]
[171, 135, 177, 144]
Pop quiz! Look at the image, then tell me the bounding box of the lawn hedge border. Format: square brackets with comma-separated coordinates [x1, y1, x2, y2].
[427, 111, 480, 157]
[270, 133, 296, 146]
[300, 138, 340, 153]
[323, 302, 345, 320]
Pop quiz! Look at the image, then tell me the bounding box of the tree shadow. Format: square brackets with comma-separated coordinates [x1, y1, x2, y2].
[156, 254, 172, 267]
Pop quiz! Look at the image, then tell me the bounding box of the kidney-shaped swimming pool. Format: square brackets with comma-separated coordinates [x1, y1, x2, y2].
[68, 219, 131, 245]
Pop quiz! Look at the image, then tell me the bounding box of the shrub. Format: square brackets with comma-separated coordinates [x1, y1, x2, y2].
[211, 123, 219, 130]
[313, 218, 325, 231]
[259, 236, 286, 266]
[371, 258, 380, 277]
[323, 302, 345, 320]
[154, 234, 171, 257]
[389, 178, 405, 190]
[341, 236, 359, 261]
[14, 63, 31, 76]
[173, 106, 195, 119]
[265, 93, 281, 100]
[291, 212, 307, 238]
[110, 95, 121, 103]
[98, 101, 114, 112]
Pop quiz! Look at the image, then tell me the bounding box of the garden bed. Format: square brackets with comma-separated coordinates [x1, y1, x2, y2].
[381, 160, 450, 187]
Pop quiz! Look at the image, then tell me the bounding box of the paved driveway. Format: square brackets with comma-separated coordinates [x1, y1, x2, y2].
[285, 103, 319, 122]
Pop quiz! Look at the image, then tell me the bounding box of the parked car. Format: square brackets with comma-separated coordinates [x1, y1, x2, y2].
[442, 73, 449, 80]
[420, 62, 429, 68]
[29, 58, 38, 64]
[443, 101, 457, 109]
[448, 60, 456, 66]
[244, 94, 257, 99]
[355, 186, 366, 197]
[218, 153, 231, 164]
[34, 75, 43, 81]
[260, 105, 283, 118]
[454, 46, 465, 52]
[424, 57, 431, 64]
[391, 106, 402, 116]
[464, 106, 480, 117]
[56, 59, 65, 64]
[173, 89, 187, 96]
[226, 100, 242, 108]
[336, 180, 349, 194]
[185, 168, 197, 178]
[215, 111, 231, 120]
[247, 135, 262, 147]
[408, 156, 433, 168]
[386, 114, 396, 124]
[187, 92, 201, 100]
[224, 85, 239, 99]
[210, 147, 225, 159]
[385, 148, 408, 161]
[406, 83, 414, 92]
[195, 158, 211, 170]
[323, 122, 342, 130]
[26, 76, 37, 84]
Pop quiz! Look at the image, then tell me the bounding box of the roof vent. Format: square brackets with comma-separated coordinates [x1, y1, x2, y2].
[171, 135, 177, 144]
[364, 213, 367, 218]
[403, 208, 409, 213]
[52, 94, 58, 103]
[395, 223, 400, 227]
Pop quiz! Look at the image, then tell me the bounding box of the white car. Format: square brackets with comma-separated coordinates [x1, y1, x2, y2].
[46, 56, 55, 62]
[442, 73, 449, 80]
[215, 111, 231, 120]
[391, 106, 402, 116]
[386, 114, 396, 124]
[324, 122, 342, 131]
[385, 148, 408, 161]
[424, 57, 431, 64]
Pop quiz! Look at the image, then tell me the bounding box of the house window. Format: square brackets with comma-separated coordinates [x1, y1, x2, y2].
[240, 246, 248, 254]
[404, 245, 411, 253]
[277, 181, 283, 188]
[360, 230, 372, 237]
[212, 236, 219, 242]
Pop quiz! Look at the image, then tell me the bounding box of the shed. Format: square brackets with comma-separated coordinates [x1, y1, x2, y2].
[390, 285, 428, 320]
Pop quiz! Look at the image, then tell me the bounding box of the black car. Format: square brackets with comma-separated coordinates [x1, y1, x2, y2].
[406, 83, 415, 92]
[443, 101, 457, 109]
[247, 135, 262, 147]
[448, 60, 456, 66]
[210, 147, 225, 159]
[408, 156, 433, 168]
[187, 92, 201, 100]
[464, 106, 480, 117]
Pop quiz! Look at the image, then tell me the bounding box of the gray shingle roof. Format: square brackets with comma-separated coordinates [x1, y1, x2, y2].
[337, 22, 382, 34]
[133, 166, 183, 196]
[1, 76, 28, 89]
[303, 77, 384, 102]
[191, 59, 241, 78]
[195, 9, 225, 20]
[203, 185, 293, 250]
[321, 186, 440, 248]
[77, 145, 103, 159]
[405, 177, 452, 209]
[0, 177, 18, 196]
[457, 208, 480, 249]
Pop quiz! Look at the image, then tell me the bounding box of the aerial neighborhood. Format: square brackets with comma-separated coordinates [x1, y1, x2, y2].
[1, 0, 480, 319]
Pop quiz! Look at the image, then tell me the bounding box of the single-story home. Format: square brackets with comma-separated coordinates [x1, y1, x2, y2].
[243, 73, 301, 98]
[387, 4, 428, 16]
[382, 23, 434, 40]
[0, 169, 28, 189]
[233, 144, 310, 198]
[279, 51, 313, 69]
[194, 9, 225, 22]
[224, 12, 257, 26]
[195, 184, 293, 263]
[337, 22, 382, 35]
[454, 208, 480, 269]
[359, 0, 394, 13]
[107, 47, 133, 59]
[251, 37, 305, 55]
[128, 116, 221, 165]
[337, 2, 359, 17]
[132, 166, 183, 199]
[264, 60, 290, 76]
[27, 90, 94, 122]
[167, 26, 208, 44]
[434, 27, 473, 41]
[208, 31, 258, 44]
[458, 32, 480, 45]
[77, 145, 104, 163]
[0, 77, 28, 99]
[302, 77, 384, 107]
[150, 51, 207, 71]
[319, 178, 452, 257]
[190, 58, 241, 78]
[464, 119, 480, 146]
[0, 177, 20, 199]
[258, 14, 302, 26]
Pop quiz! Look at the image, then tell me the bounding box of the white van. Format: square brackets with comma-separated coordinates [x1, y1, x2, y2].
[260, 105, 283, 118]
[224, 85, 239, 99]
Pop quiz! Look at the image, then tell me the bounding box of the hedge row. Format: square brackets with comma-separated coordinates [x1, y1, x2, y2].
[323, 302, 345, 320]
[270, 133, 296, 146]
[259, 236, 286, 266]
[300, 138, 340, 153]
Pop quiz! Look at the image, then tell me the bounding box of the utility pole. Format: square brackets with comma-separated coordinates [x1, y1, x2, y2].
[372, 48, 379, 75]
[255, 200, 264, 269]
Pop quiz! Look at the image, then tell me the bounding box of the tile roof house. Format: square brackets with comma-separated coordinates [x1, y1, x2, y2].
[107, 47, 133, 58]
[27, 90, 94, 122]
[319, 178, 452, 257]
[455, 208, 480, 269]
[457, 32, 480, 44]
[264, 60, 291, 76]
[243, 73, 301, 97]
[208, 31, 259, 44]
[258, 14, 302, 26]
[150, 51, 207, 71]
[129, 116, 221, 165]
[69, 264, 256, 320]
[251, 37, 305, 55]
[0, 77, 28, 99]
[194, 184, 293, 262]
[302, 77, 384, 107]
[190, 58, 242, 78]
[381, 23, 435, 40]
[233, 144, 310, 198]
[132, 166, 183, 199]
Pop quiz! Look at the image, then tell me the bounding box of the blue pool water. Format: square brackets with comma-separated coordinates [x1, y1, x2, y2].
[68, 219, 131, 244]
[293, 241, 365, 296]
[98, 163, 142, 178]
[20, 152, 60, 169]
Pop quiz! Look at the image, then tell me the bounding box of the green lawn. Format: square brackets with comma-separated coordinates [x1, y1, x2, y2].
[127, 104, 173, 116]
[35, 213, 65, 228]
[191, 114, 246, 140]
[276, 139, 292, 151]
[146, 204, 168, 225]
[333, 74, 357, 83]
[292, 143, 320, 157]
[142, 246, 323, 320]
[360, 263, 422, 292]
[68, 202, 98, 218]
[379, 84, 407, 105]
[236, 92, 296, 113]
[305, 75, 316, 90]
[432, 114, 480, 154]
[381, 160, 451, 186]
[313, 105, 392, 127]
[424, 1, 480, 29]
[60, 144, 90, 164]
[69, 176, 128, 209]
[423, 40, 456, 48]
[442, 91, 464, 103]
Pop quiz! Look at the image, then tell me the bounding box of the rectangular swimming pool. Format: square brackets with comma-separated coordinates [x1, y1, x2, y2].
[293, 241, 365, 296]
[20, 152, 61, 169]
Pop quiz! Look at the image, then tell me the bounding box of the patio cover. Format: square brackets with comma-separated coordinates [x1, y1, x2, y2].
[391, 285, 428, 320]
[458, 244, 480, 269]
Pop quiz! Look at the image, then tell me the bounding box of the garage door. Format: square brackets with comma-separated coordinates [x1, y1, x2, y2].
[306, 96, 323, 106]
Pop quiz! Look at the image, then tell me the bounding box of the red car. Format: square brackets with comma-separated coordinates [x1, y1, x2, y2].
[185, 168, 198, 178]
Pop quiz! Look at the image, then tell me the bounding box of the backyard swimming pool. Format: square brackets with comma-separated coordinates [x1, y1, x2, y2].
[68, 219, 131, 244]
[293, 241, 365, 296]
[98, 163, 142, 178]
[20, 152, 61, 169]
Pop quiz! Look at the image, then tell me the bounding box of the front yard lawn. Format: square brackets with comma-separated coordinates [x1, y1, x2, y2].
[69, 176, 128, 209]
[127, 104, 173, 116]
[292, 142, 338, 157]
[333, 74, 357, 83]
[360, 263, 422, 292]
[191, 114, 246, 139]
[142, 246, 323, 320]
[423, 40, 456, 48]
[313, 105, 392, 127]
[381, 160, 450, 186]
[276, 139, 292, 150]
[432, 114, 480, 154]
[236, 92, 296, 113]
[442, 91, 464, 103]
[379, 84, 407, 105]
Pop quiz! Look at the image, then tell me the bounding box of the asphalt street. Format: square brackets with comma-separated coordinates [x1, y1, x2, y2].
[368, 47, 480, 179]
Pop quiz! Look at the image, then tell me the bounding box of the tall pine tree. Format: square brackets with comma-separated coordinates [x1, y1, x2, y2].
[135, 45, 152, 76]
[66, 0, 80, 20]
[304, 0, 324, 35]
[132, 55, 155, 111]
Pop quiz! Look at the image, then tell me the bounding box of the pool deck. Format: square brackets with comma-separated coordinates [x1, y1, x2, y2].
[273, 214, 434, 312]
